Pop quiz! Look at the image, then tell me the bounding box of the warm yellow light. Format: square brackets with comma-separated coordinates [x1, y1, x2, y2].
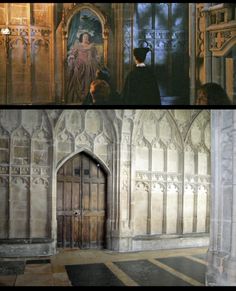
[0, 28, 11, 35]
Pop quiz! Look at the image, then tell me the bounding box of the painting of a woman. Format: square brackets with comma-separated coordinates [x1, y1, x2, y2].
[66, 31, 100, 103]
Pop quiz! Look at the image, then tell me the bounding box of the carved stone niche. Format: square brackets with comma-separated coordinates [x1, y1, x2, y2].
[61, 3, 110, 103]
[205, 4, 236, 57]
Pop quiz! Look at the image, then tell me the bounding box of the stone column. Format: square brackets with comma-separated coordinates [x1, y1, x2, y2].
[189, 3, 196, 105]
[112, 3, 124, 93]
[203, 3, 212, 83]
[206, 110, 236, 286]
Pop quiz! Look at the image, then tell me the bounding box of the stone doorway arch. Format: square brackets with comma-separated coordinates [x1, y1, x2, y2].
[56, 151, 108, 249]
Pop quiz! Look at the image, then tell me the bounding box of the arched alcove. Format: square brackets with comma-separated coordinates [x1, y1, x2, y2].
[61, 4, 110, 103]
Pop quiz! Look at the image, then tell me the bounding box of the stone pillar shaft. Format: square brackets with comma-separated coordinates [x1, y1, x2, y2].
[207, 110, 236, 286]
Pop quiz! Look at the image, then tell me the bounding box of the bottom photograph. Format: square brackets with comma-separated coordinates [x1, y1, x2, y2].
[0, 109, 234, 286]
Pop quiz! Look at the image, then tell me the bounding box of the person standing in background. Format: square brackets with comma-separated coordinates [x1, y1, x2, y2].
[122, 47, 161, 105]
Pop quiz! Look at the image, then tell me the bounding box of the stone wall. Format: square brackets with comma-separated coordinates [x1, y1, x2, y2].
[207, 110, 236, 286]
[0, 109, 210, 256]
[0, 3, 54, 104]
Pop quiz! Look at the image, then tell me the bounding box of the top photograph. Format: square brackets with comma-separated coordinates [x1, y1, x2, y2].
[0, 3, 235, 106]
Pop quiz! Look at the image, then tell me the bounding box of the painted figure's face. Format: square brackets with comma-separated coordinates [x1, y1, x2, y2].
[83, 33, 90, 43]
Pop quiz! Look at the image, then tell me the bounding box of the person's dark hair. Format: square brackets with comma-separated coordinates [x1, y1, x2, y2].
[96, 67, 111, 84]
[133, 47, 150, 63]
[198, 82, 231, 105]
[90, 80, 111, 103]
[79, 32, 92, 43]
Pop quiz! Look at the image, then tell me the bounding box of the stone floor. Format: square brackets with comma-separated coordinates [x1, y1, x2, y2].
[0, 247, 208, 286]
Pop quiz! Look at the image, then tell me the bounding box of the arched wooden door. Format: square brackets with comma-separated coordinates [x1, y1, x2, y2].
[57, 152, 107, 249]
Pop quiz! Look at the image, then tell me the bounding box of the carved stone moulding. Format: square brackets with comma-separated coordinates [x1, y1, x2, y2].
[11, 176, 30, 186]
[0, 166, 9, 174]
[207, 25, 236, 56]
[197, 175, 211, 184]
[32, 166, 50, 177]
[10, 166, 30, 175]
[0, 175, 9, 185]
[32, 177, 49, 188]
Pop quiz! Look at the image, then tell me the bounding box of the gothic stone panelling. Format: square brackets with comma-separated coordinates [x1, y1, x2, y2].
[131, 110, 210, 238]
[10, 176, 30, 238]
[0, 125, 10, 164]
[132, 111, 183, 236]
[55, 110, 114, 170]
[8, 36, 31, 104]
[31, 177, 49, 238]
[0, 109, 52, 240]
[184, 110, 210, 234]
[0, 3, 54, 104]
[0, 176, 8, 238]
[134, 181, 149, 235]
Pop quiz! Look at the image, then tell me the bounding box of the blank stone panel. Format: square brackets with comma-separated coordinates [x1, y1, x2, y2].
[67, 111, 83, 135]
[196, 186, 207, 233]
[143, 117, 157, 143]
[185, 150, 195, 175]
[31, 219, 48, 238]
[136, 146, 149, 171]
[0, 138, 9, 163]
[31, 3, 50, 26]
[134, 185, 148, 235]
[9, 3, 28, 25]
[0, 183, 8, 238]
[31, 185, 48, 217]
[11, 179, 29, 238]
[85, 111, 102, 136]
[0, 110, 20, 132]
[151, 187, 163, 234]
[191, 125, 201, 146]
[159, 118, 172, 145]
[21, 110, 42, 135]
[183, 185, 194, 233]
[8, 39, 31, 104]
[58, 141, 73, 153]
[152, 148, 164, 172]
[198, 152, 208, 175]
[166, 185, 178, 234]
[167, 149, 178, 173]
[0, 4, 5, 24]
[94, 138, 108, 160]
[32, 41, 51, 103]
[0, 37, 6, 103]
[204, 123, 211, 150]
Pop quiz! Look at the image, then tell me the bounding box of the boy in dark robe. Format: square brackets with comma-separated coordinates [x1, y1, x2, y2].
[122, 48, 161, 105]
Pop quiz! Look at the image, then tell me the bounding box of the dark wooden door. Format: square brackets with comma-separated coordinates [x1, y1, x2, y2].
[57, 152, 107, 249]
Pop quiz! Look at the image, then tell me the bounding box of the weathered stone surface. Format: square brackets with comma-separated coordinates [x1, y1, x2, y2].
[0, 109, 210, 255]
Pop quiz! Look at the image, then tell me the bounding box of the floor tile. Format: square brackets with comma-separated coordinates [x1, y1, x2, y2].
[0, 275, 17, 286]
[114, 259, 191, 286]
[24, 263, 52, 274]
[65, 263, 124, 286]
[53, 272, 72, 286]
[15, 273, 54, 286]
[156, 256, 206, 284]
[192, 253, 207, 261]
